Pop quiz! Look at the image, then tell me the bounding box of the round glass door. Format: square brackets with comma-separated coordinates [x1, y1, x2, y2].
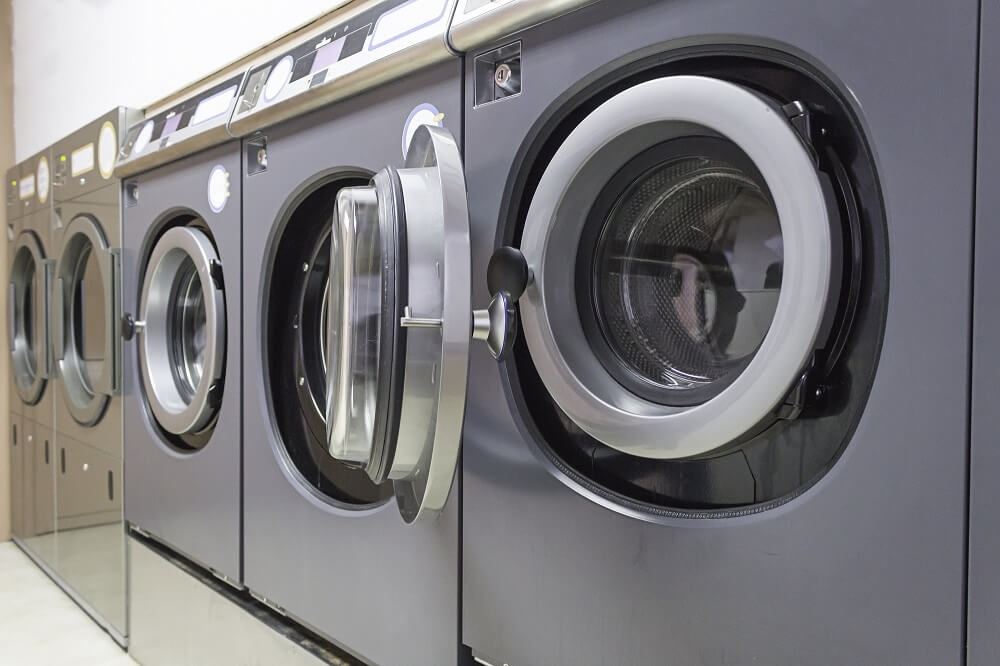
[138, 225, 224, 442]
[518, 75, 838, 460]
[9, 231, 49, 405]
[326, 125, 472, 522]
[265, 177, 391, 508]
[54, 216, 116, 426]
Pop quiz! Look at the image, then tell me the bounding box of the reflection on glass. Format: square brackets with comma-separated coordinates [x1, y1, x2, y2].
[73, 245, 107, 393]
[167, 257, 207, 403]
[593, 151, 783, 402]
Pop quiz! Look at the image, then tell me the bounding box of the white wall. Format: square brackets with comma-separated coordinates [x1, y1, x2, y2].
[12, 0, 348, 161]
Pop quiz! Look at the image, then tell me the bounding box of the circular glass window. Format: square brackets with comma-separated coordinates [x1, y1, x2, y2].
[582, 138, 782, 406]
[266, 176, 392, 508]
[167, 256, 207, 403]
[10, 235, 47, 404]
[138, 223, 224, 442]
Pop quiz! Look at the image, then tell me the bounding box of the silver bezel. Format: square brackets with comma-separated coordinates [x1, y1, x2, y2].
[519, 75, 834, 459]
[53, 216, 116, 426]
[138, 226, 225, 436]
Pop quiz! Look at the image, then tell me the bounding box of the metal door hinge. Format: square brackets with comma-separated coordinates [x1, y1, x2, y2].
[249, 590, 286, 616]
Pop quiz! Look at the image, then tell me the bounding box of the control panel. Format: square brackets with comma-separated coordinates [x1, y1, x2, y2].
[52, 108, 142, 198]
[229, 0, 454, 135]
[116, 73, 244, 175]
[448, 0, 598, 52]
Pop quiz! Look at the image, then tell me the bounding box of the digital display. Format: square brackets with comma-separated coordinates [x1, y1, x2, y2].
[191, 85, 238, 126]
[370, 0, 448, 50]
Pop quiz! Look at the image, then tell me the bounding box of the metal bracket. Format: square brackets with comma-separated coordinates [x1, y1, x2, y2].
[400, 306, 443, 328]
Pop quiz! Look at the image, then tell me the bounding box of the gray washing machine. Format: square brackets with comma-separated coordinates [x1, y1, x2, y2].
[969, 0, 1000, 662]
[228, 1, 467, 663]
[8, 149, 54, 557]
[116, 75, 245, 586]
[47, 109, 139, 642]
[448, 1, 976, 664]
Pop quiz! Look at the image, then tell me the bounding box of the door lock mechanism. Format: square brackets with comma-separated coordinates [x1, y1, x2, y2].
[472, 246, 531, 361]
[120, 313, 145, 341]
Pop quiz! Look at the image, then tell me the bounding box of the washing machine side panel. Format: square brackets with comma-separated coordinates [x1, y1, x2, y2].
[241, 59, 463, 666]
[461, 2, 976, 665]
[968, 0, 1000, 662]
[122, 142, 242, 582]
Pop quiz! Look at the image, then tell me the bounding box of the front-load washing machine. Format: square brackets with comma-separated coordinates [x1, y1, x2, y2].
[47, 109, 140, 642]
[116, 75, 245, 586]
[227, 1, 464, 663]
[8, 149, 55, 562]
[444, 1, 977, 664]
[969, 1, 1000, 662]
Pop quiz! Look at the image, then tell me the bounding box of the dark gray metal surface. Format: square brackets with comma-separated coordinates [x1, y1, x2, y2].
[122, 142, 242, 583]
[968, 0, 998, 662]
[461, 2, 977, 665]
[241, 60, 461, 666]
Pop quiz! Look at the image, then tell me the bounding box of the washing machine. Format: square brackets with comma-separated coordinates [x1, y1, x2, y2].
[969, 1, 1000, 663]
[8, 149, 54, 556]
[227, 1, 464, 663]
[46, 109, 139, 642]
[445, 1, 977, 664]
[116, 74, 244, 586]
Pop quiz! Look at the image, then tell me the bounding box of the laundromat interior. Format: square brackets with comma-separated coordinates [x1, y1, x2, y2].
[0, 1, 996, 664]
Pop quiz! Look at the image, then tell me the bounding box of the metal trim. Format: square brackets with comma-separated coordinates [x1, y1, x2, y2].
[518, 75, 834, 459]
[138, 226, 225, 436]
[53, 215, 116, 426]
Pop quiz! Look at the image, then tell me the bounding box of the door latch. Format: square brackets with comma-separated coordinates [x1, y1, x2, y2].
[472, 246, 531, 361]
[121, 313, 145, 341]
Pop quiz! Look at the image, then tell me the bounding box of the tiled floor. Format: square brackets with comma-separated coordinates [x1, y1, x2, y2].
[0, 540, 135, 665]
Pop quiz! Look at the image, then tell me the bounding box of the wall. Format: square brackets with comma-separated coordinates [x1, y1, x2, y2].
[12, 0, 350, 161]
[0, 0, 12, 542]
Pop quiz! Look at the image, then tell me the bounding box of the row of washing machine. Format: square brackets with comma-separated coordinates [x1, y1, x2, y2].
[8, 0, 1000, 663]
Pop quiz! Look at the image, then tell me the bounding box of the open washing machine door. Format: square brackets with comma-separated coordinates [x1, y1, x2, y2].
[325, 125, 508, 523]
[52, 215, 119, 426]
[9, 230, 52, 406]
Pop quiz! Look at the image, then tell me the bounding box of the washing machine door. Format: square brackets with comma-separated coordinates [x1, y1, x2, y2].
[9, 230, 52, 405]
[138, 226, 225, 438]
[325, 124, 472, 523]
[519, 75, 837, 459]
[53, 215, 119, 426]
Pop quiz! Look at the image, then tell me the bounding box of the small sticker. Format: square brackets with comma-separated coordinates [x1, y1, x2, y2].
[36, 157, 49, 203]
[71, 144, 95, 177]
[19, 174, 35, 200]
[207, 165, 230, 213]
[402, 103, 444, 158]
[98, 122, 117, 179]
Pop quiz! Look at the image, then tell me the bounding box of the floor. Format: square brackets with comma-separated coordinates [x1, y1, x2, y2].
[0, 540, 135, 665]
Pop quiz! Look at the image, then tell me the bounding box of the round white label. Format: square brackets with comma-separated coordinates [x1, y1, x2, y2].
[36, 156, 49, 204]
[133, 120, 155, 156]
[98, 122, 117, 179]
[264, 55, 294, 103]
[207, 165, 230, 213]
[402, 103, 444, 158]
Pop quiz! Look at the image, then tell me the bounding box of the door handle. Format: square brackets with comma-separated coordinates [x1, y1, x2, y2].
[471, 247, 530, 362]
[41, 259, 55, 378]
[94, 248, 120, 396]
[107, 249, 122, 395]
[54, 277, 65, 361]
[7, 282, 15, 353]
